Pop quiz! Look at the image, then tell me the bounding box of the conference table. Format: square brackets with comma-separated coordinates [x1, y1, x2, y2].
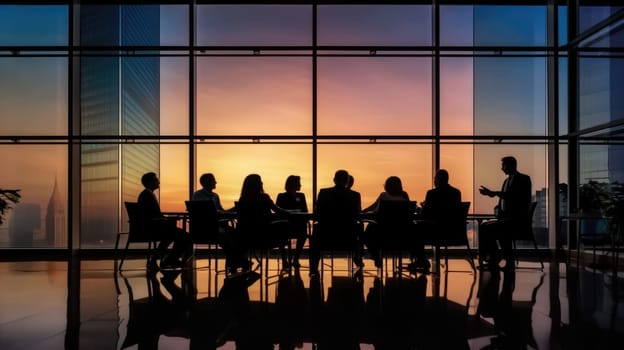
[171, 207, 499, 274]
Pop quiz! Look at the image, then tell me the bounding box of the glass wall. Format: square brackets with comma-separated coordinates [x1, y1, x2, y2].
[1, 1, 622, 253]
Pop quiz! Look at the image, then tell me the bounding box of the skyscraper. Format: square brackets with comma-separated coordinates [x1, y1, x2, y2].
[46, 178, 66, 247]
[79, 5, 160, 246]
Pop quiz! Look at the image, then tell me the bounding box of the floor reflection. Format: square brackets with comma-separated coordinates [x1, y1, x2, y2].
[1, 257, 623, 349]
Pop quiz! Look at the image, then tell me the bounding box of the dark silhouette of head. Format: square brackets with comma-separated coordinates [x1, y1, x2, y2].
[501, 156, 518, 175]
[284, 175, 301, 193]
[434, 169, 449, 188]
[199, 173, 216, 191]
[240, 174, 264, 199]
[141, 172, 159, 191]
[333, 170, 350, 188]
[384, 176, 404, 195]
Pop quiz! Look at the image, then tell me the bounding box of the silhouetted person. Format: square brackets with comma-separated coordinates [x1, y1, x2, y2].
[276, 175, 309, 268]
[236, 174, 290, 270]
[479, 156, 532, 269]
[191, 173, 230, 211]
[191, 172, 242, 274]
[137, 172, 192, 269]
[361, 176, 412, 268]
[309, 170, 363, 277]
[417, 169, 462, 271]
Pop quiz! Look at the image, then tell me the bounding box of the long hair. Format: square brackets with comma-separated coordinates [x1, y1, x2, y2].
[284, 175, 301, 192]
[240, 174, 264, 199]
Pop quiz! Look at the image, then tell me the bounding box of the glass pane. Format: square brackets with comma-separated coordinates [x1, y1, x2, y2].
[161, 57, 189, 135]
[579, 57, 624, 130]
[440, 5, 473, 46]
[440, 57, 473, 135]
[122, 57, 161, 136]
[578, 5, 624, 34]
[474, 5, 547, 47]
[318, 57, 431, 135]
[196, 5, 312, 46]
[82, 143, 120, 248]
[474, 145, 548, 248]
[196, 57, 311, 136]
[81, 57, 119, 136]
[558, 6, 568, 47]
[0, 58, 67, 136]
[440, 144, 474, 208]
[441, 144, 475, 247]
[559, 57, 569, 135]
[0, 5, 67, 46]
[474, 57, 547, 136]
[317, 144, 432, 207]
[160, 145, 189, 213]
[81, 55, 168, 137]
[1, 145, 68, 248]
[80, 5, 160, 46]
[120, 144, 160, 234]
[317, 5, 431, 46]
[196, 144, 313, 210]
[160, 5, 188, 46]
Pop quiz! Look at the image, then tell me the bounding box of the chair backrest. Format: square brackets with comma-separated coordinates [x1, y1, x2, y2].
[512, 201, 537, 240]
[185, 200, 221, 245]
[124, 201, 154, 243]
[376, 200, 416, 232]
[440, 201, 471, 246]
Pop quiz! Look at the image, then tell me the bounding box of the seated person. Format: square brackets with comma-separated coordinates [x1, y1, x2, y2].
[276, 175, 309, 268]
[137, 172, 192, 268]
[361, 175, 412, 268]
[191, 172, 242, 274]
[309, 169, 363, 277]
[417, 169, 462, 270]
[191, 173, 230, 212]
[235, 174, 291, 271]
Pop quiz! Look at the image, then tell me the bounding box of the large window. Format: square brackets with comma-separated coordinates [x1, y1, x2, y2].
[3, 2, 622, 253]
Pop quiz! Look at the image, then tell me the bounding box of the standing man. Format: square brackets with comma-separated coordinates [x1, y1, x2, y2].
[309, 169, 363, 277]
[478, 156, 532, 269]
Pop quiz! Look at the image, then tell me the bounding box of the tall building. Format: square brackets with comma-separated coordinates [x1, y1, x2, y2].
[45, 178, 66, 247]
[79, 4, 160, 246]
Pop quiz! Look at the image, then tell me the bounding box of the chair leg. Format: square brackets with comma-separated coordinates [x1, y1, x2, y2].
[465, 244, 476, 272]
[114, 232, 122, 263]
[532, 237, 544, 269]
[118, 239, 131, 271]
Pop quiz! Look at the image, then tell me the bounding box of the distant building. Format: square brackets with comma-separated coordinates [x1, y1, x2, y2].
[46, 178, 66, 247]
[8, 203, 41, 247]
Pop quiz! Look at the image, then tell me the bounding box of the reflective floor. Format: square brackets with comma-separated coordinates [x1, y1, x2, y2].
[1, 255, 623, 350]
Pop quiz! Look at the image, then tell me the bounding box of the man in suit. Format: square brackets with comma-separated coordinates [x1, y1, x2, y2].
[138, 172, 192, 268]
[478, 156, 532, 269]
[417, 169, 463, 271]
[309, 169, 363, 277]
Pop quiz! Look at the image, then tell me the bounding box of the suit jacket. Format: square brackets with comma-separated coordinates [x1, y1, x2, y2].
[276, 192, 308, 212]
[421, 184, 462, 224]
[137, 189, 163, 219]
[498, 171, 532, 221]
[314, 186, 361, 239]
